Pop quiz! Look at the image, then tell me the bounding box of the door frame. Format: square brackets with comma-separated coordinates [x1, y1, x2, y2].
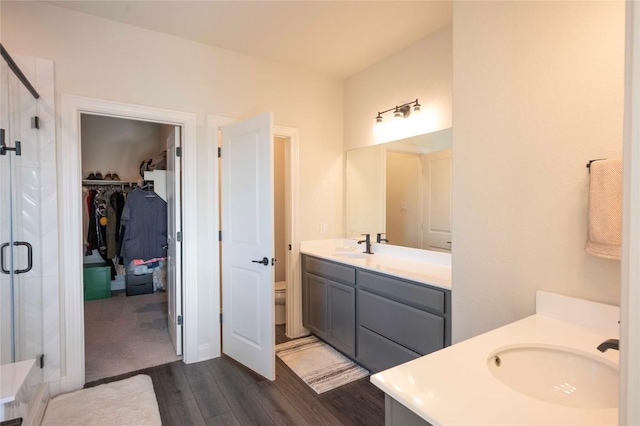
[207, 115, 303, 359]
[59, 94, 197, 392]
[621, 1, 640, 422]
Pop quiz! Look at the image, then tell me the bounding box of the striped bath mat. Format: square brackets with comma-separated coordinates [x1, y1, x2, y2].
[276, 335, 369, 394]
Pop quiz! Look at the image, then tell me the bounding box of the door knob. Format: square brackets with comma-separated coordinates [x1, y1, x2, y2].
[251, 257, 269, 266]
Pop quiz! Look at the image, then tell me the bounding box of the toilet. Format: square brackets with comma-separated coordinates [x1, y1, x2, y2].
[275, 281, 287, 325]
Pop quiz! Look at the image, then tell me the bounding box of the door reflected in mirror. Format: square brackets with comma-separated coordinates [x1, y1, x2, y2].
[345, 128, 452, 252]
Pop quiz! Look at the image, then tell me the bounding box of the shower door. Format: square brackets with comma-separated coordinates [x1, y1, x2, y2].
[0, 52, 44, 383]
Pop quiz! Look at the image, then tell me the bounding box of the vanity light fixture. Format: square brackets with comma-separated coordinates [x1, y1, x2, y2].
[375, 99, 421, 124]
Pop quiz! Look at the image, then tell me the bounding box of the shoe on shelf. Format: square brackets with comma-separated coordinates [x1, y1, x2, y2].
[111, 173, 120, 181]
[94, 171, 103, 180]
[86, 172, 95, 180]
[104, 173, 113, 180]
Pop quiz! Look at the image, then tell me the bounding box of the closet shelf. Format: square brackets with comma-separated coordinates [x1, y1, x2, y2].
[82, 179, 136, 186]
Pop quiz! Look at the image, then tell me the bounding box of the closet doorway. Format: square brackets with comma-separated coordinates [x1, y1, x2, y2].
[80, 114, 183, 383]
[60, 95, 198, 392]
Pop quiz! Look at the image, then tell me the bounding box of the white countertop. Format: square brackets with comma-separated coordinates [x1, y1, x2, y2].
[1, 359, 35, 404]
[300, 239, 451, 290]
[370, 292, 620, 425]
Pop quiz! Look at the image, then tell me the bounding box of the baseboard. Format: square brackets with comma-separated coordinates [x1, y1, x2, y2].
[196, 343, 214, 363]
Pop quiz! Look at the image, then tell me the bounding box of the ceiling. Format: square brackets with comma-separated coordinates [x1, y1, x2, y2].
[46, 1, 453, 79]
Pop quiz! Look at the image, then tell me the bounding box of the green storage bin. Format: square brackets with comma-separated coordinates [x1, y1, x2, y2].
[83, 266, 111, 301]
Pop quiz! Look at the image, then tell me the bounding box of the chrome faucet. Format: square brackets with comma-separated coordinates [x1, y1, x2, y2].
[358, 233, 373, 254]
[597, 339, 619, 352]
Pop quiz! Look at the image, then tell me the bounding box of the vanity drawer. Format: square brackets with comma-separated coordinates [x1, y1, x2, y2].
[359, 289, 444, 355]
[305, 256, 355, 286]
[357, 326, 421, 373]
[357, 270, 445, 315]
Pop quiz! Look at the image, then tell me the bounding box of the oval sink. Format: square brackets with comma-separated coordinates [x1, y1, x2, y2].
[487, 344, 618, 409]
[332, 252, 369, 259]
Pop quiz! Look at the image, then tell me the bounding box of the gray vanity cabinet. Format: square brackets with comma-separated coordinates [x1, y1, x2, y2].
[302, 254, 451, 373]
[356, 269, 450, 373]
[304, 273, 328, 338]
[327, 280, 356, 356]
[302, 255, 356, 357]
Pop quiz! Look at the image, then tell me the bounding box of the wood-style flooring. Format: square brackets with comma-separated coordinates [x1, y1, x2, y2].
[86, 325, 385, 425]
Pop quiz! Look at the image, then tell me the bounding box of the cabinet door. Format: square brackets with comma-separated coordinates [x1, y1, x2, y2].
[306, 273, 328, 338]
[327, 280, 356, 357]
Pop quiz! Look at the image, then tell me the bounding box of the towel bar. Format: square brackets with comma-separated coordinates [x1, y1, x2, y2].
[586, 158, 606, 172]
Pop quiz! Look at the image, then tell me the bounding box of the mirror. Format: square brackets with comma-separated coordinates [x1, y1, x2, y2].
[345, 128, 452, 251]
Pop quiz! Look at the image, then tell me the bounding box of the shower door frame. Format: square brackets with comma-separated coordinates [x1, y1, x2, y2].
[0, 52, 57, 385]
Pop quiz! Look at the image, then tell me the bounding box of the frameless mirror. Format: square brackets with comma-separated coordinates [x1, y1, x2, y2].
[345, 128, 452, 251]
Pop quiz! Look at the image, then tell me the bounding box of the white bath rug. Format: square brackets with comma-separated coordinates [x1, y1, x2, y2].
[276, 335, 369, 394]
[41, 374, 161, 426]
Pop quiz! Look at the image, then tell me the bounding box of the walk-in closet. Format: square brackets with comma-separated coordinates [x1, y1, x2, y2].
[81, 114, 182, 383]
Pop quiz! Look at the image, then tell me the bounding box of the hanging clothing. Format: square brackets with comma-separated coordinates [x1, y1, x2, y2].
[106, 196, 118, 259]
[114, 191, 126, 243]
[93, 190, 107, 257]
[82, 188, 90, 253]
[120, 188, 167, 267]
[114, 190, 127, 264]
[87, 190, 98, 251]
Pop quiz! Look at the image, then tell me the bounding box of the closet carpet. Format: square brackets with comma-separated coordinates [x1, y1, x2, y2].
[84, 291, 182, 383]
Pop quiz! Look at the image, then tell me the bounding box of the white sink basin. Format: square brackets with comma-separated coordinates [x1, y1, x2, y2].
[332, 252, 369, 259]
[487, 344, 618, 409]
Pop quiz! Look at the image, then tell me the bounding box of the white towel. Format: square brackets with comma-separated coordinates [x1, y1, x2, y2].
[585, 159, 622, 260]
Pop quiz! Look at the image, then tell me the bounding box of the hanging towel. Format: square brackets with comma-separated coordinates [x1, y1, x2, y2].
[585, 159, 622, 260]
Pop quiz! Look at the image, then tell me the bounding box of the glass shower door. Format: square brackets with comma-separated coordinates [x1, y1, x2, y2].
[0, 53, 44, 383]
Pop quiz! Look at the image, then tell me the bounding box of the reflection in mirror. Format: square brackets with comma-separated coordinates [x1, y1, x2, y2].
[345, 128, 452, 252]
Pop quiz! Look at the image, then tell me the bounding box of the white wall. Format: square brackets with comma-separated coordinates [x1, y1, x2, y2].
[452, 1, 625, 343]
[2, 0, 344, 384]
[343, 25, 452, 152]
[81, 115, 164, 182]
[2, 1, 344, 239]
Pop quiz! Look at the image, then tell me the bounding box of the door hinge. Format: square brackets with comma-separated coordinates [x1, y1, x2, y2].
[218, 147, 221, 158]
[31, 116, 39, 129]
[37, 354, 44, 369]
[176, 146, 182, 157]
[177, 315, 183, 326]
[218, 231, 222, 241]
[177, 231, 182, 242]
[219, 313, 223, 324]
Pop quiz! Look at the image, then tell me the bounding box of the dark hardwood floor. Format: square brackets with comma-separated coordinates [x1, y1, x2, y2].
[86, 325, 385, 425]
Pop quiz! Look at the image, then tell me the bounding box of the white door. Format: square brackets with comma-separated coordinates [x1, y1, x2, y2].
[422, 148, 452, 252]
[166, 126, 183, 355]
[221, 112, 275, 380]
